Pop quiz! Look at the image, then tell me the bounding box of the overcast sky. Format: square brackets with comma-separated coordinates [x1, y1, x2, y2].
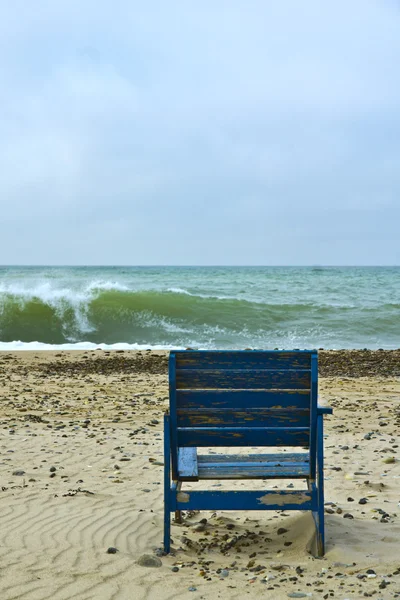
[1, 1, 399, 265]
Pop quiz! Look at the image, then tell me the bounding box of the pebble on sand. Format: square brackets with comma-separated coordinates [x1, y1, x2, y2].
[136, 554, 162, 567]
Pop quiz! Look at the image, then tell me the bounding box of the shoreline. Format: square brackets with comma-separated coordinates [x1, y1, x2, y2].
[1, 348, 399, 378]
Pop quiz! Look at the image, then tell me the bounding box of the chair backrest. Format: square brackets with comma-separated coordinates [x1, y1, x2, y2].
[169, 350, 318, 453]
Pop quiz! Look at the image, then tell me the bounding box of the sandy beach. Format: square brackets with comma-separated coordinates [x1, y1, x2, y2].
[0, 350, 399, 600]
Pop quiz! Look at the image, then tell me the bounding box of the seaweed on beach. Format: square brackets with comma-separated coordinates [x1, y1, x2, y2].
[319, 349, 400, 378]
[36, 351, 168, 377]
[31, 349, 400, 379]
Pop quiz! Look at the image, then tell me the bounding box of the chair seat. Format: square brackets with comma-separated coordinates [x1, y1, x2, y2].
[178, 450, 310, 480]
[198, 453, 310, 479]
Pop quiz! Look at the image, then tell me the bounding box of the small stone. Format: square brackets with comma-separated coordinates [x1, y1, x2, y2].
[188, 587, 197, 592]
[347, 497, 354, 502]
[106, 547, 118, 554]
[271, 564, 290, 571]
[287, 593, 310, 598]
[358, 498, 368, 505]
[192, 523, 206, 532]
[277, 527, 288, 535]
[171, 566, 179, 572]
[50, 466, 57, 472]
[379, 581, 387, 589]
[343, 513, 354, 519]
[383, 457, 396, 464]
[220, 569, 229, 577]
[12, 470, 25, 476]
[137, 554, 162, 567]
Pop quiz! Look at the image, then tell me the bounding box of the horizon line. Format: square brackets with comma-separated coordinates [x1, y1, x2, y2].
[0, 264, 399, 269]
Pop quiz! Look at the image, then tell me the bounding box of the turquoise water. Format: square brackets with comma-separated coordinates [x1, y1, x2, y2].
[0, 266, 399, 350]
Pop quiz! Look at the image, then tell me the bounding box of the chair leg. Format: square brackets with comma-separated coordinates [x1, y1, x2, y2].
[316, 414, 325, 557]
[163, 413, 171, 553]
[174, 482, 183, 523]
[164, 497, 171, 553]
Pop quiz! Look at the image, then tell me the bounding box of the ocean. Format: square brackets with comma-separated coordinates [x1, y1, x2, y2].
[0, 265, 399, 351]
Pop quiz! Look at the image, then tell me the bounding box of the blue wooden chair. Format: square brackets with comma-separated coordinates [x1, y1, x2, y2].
[163, 350, 332, 556]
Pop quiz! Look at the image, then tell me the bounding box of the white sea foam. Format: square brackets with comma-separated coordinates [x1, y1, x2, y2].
[0, 280, 133, 336]
[0, 340, 185, 351]
[167, 287, 193, 295]
[86, 280, 131, 292]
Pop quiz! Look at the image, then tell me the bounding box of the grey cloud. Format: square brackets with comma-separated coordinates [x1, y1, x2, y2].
[0, 1, 400, 264]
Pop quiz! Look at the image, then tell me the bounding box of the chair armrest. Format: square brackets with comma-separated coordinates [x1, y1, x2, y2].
[317, 406, 333, 416]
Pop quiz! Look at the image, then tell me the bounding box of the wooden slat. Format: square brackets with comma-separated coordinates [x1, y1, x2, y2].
[175, 351, 312, 370]
[177, 447, 198, 481]
[174, 490, 313, 511]
[177, 408, 310, 428]
[196, 452, 310, 479]
[177, 427, 310, 447]
[197, 463, 310, 479]
[197, 452, 309, 464]
[176, 389, 311, 409]
[175, 369, 311, 390]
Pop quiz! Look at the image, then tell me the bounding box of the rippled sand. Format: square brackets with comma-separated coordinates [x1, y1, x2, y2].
[0, 350, 399, 599]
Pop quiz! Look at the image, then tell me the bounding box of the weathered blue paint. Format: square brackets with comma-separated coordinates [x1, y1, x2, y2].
[176, 368, 311, 389]
[169, 353, 178, 479]
[176, 388, 311, 409]
[177, 426, 310, 447]
[176, 407, 310, 428]
[316, 413, 325, 556]
[173, 490, 313, 511]
[163, 349, 332, 557]
[197, 452, 309, 463]
[176, 350, 312, 370]
[163, 413, 171, 553]
[309, 353, 318, 480]
[197, 462, 310, 479]
[178, 447, 198, 480]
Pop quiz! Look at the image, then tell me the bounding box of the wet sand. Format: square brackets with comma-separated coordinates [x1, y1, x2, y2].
[0, 350, 399, 599]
